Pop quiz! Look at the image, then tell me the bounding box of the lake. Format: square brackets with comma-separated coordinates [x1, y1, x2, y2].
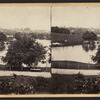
[52, 42, 99, 64]
[0, 39, 51, 67]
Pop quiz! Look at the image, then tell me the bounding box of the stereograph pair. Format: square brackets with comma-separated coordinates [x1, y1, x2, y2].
[0, 3, 99, 96]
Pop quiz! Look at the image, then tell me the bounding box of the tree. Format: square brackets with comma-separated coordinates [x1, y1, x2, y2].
[0, 32, 7, 42]
[90, 32, 97, 40]
[92, 45, 100, 63]
[82, 31, 97, 41]
[92, 45, 100, 68]
[2, 35, 47, 70]
[82, 31, 90, 40]
[31, 33, 37, 39]
[51, 26, 70, 34]
[0, 42, 5, 51]
[14, 32, 21, 40]
[0, 32, 6, 51]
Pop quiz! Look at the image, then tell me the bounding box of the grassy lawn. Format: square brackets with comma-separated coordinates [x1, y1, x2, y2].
[51, 61, 98, 70]
[51, 32, 83, 46]
[0, 74, 100, 94]
[51, 32, 100, 46]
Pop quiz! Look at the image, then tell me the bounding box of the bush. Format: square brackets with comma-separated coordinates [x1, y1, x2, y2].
[74, 73, 100, 94]
[0, 74, 35, 94]
[0, 74, 100, 94]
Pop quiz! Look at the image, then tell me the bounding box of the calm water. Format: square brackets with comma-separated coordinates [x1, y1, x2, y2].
[0, 39, 51, 67]
[52, 43, 99, 64]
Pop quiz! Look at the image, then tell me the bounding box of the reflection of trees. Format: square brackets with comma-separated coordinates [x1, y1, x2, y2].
[89, 42, 96, 51]
[82, 43, 89, 52]
[0, 42, 5, 51]
[82, 42, 96, 52]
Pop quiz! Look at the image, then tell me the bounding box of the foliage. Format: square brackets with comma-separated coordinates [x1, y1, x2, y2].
[92, 45, 100, 68]
[31, 33, 50, 40]
[2, 35, 47, 69]
[49, 74, 100, 94]
[51, 26, 70, 34]
[0, 74, 50, 94]
[0, 74, 100, 94]
[14, 32, 21, 40]
[0, 42, 5, 51]
[82, 31, 97, 41]
[0, 74, 35, 94]
[31, 33, 37, 39]
[74, 73, 100, 94]
[0, 32, 7, 42]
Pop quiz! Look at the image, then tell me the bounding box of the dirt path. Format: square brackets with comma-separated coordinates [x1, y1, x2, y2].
[52, 68, 100, 75]
[0, 69, 100, 77]
[0, 70, 51, 78]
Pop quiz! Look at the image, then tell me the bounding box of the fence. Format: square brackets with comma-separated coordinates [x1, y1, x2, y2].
[51, 61, 97, 70]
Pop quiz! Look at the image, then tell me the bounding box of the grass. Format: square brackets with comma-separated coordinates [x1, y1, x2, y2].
[51, 32, 100, 46]
[51, 32, 84, 46]
[0, 74, 100, 94]
[51, 61, 98, 70]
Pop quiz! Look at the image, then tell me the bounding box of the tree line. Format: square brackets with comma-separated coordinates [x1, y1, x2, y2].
[51, 26, 70, 34]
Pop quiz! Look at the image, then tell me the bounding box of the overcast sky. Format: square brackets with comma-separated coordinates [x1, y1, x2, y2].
[52, 6, 100, 28]
[1, 6, 100, 31]
[0, 6, 50, 31]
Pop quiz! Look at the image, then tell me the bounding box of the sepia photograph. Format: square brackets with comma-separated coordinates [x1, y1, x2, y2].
[0, 5, 52, 95]
[0, 3, 100, 97]
[51, 5, 100, 94]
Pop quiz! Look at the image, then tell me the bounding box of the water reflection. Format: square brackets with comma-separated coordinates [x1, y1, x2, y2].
[82, 44, 89, 52]
[52, 43, 98, 64]
[89, 43, 96, 51]
[82, 42, 96, 52]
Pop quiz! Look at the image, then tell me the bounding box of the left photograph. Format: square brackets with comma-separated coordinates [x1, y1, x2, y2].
[0, 5, 51, 94]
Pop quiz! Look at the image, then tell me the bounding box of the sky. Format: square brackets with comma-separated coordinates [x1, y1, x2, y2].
[52, 6, 100, 28]
[0, 6, 50, 31]
[1, 6, 100, 32]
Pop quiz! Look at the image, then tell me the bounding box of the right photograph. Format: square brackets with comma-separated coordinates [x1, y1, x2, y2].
[51, 6, 100, 94]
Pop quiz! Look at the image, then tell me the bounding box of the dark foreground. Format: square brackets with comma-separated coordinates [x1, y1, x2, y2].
[0, 73, 100, 94]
